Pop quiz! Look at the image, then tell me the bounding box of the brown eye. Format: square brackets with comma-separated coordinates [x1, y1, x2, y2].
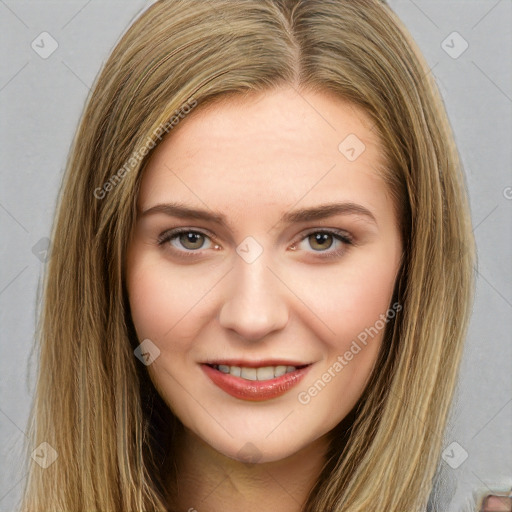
[290, 229, 353, 260]
[308, 232, 334, 251]
[178, 231, 206, 250]
[157, 229, 215, 255]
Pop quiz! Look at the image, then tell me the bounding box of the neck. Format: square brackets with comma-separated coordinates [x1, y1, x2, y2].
[165, 425, 331, 512]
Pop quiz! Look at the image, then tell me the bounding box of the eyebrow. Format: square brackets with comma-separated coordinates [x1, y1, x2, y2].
[139, 201, 377, 228]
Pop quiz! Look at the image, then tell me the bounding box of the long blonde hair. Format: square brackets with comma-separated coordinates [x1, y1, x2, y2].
[20, 0, 475, 510]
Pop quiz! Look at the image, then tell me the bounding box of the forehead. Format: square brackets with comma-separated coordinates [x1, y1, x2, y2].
[137, 87, 390, 219]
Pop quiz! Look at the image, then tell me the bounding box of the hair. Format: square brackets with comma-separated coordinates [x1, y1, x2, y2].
[20, 0, 475, 510]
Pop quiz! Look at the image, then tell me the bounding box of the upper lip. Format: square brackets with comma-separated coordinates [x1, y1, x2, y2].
[203, 359, 312, 368]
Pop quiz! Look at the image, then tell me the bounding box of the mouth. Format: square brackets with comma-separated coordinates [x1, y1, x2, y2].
[201, 360, 313, 401]
[206, 362, 309, 380]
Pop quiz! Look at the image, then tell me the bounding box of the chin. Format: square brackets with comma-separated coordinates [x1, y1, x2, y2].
[184, 414, 324, 465]
[215, 435, 308, 464]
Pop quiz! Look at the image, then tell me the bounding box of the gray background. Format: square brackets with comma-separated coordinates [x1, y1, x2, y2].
[1, 1, 510, 511]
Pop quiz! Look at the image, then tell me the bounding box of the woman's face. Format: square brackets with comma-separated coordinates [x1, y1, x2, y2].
[126, 86, 403, 463]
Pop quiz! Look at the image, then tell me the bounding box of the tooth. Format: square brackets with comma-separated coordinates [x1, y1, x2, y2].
[274, 365, 287, 377]
[256, 366, 275, 381]
[240, 367, 258, 380]
[229, 366, 241, 377]
[215, 364, 301, 380]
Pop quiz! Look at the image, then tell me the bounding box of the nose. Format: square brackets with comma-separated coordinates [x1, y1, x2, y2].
[218, 255, 289, 342]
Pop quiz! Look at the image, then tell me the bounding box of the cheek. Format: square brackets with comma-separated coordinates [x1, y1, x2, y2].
[127, 266, 172, 342]
[126, 256, 211, 414]
[290, 254, 398, 348]
[294, 267, 396, 424]
[126, 253, 210, 343]
[290, 251, 398, 415]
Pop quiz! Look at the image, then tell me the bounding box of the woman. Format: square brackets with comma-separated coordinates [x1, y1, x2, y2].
[20, 0, 475, 510]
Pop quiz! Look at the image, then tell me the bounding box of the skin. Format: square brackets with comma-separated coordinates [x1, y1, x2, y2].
[126, 86, 403, 511]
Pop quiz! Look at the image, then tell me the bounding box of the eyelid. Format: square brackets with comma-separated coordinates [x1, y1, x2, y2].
[293, 227, 354, 246]
[288, 228, 354, 260]
[156, 226, 354, 259]
[156, 226, 216, 243]
[156, 227, 219, 253]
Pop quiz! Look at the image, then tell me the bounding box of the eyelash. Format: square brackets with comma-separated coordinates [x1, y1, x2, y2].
[156, 227, 354, 261]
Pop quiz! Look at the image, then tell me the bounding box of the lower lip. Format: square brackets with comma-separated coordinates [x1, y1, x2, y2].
[202, 364, 311, 401]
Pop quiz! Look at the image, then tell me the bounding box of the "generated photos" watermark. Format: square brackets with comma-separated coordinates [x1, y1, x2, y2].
[298, 302, 402, 405]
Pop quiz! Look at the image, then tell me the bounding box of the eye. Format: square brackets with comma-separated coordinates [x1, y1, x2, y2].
[291, 229, 353, 259]
[157, 228, 219, 257]
[157, 227, 354, 260]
